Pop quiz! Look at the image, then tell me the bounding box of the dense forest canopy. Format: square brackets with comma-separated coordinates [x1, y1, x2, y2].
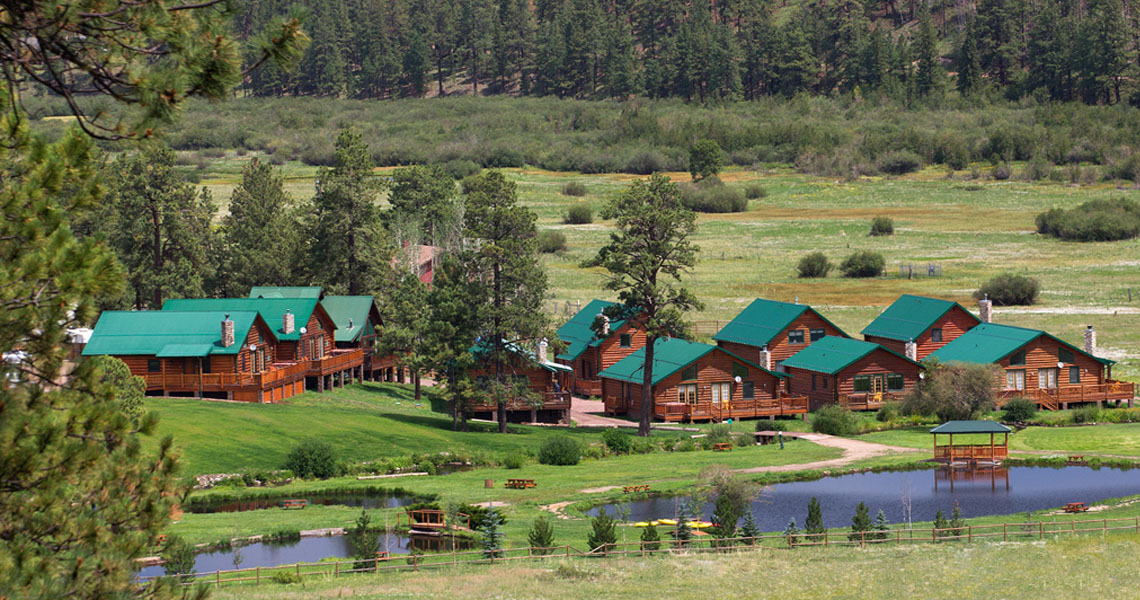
[235, 0, 1140, 105]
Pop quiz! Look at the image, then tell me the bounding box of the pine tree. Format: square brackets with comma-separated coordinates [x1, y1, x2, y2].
[1026, 2, 1073, 101]
[933, 508, 948, 540]
[741, 511, 761, 541]
[528, 516, 556, 554]
[583, 174, 701, 437]
[848, 501, 873, 542]
[216, 158, 301, 297]
[423, 257, 486, 431]
[873, 508, 891, 541]
[348, 509, 382, 569]
[375, 271, 433, 403]
[387, 165, 461, 247]
[641, 522, 662, 552]
[955, 15, 982, 96]
[675, 501, 694, 547]
[804, 496, 826, 542]
[587, 508, 618, 552]
[912, 2, 941, 97]
[976, 0, 1019, 86]
[1077, 0, 1129, 104]
[404, 30, 431, 96]
[949, 500, 966, 538]
[784, 517, 800, 547]
[481, 506, 506, 558]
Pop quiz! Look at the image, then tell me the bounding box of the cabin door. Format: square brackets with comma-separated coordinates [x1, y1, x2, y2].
[871, 374, 886, 394]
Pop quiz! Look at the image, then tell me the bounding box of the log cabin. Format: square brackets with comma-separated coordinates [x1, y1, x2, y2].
[861, 294, 981, 360]
[467, 340, 573, 423]
[782, 336, 923, 411]
[163, 297, 363, 392]
[597, 338, 806, 422]
[82, 310, 308, 402]
[713, 298, 850, 371]
[554, 299, 646, 397]
[927, 322, 1134, 410]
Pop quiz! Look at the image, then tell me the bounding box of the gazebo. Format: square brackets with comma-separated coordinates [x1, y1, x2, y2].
[930, 420, 1011, 465]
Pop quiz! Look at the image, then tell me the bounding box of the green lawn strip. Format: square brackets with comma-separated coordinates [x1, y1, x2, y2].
[209, 534, 1140, 600]
[857, 423, 1140, 457]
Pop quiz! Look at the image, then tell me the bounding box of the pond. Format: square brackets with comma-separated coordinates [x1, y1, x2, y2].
[137, 533, 472, 579]
[588, 466, 1140, 533]
[186, 493, 422, 514]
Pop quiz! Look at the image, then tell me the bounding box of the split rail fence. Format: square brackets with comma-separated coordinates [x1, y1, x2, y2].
[139, 515, 1140, 589]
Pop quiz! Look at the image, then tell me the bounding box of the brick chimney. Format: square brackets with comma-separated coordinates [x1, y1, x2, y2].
[598, 313, 610, 336]
[758, 345, 772, 371]
[978, 294, 993, 324]
[905, 338, 918, 361]
[221, 314, 235, 347]
[1084, 325, 1097, 356]
[283, 309, 294, 335]
[537, 339, 549, 364]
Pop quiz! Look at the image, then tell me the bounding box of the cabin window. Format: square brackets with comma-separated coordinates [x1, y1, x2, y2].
[1009, 350, 1026, 366]
[1069, 366, 1081, 384]
[822, 377, 828, 389]
[710, 382, 730, 404]
[931, 328, 943, 343]
[681, 365, 698, 381]
[853, 375, 870, 392]
[811, 374, 817, 390]
[1058, 348, 1075, 364]
[810, 328, 826, 342]
[1006, 369, 1025, 391]
[201, 359, 211, 374]
[147, 359, 161, 373]
[732, 363, 748, 378]
[679, 383, 698, 404]
[1037, 368, 1058, 390]
[788, 330, 805, 344]
[886, 373, 904, 391]
[619, 334, 632, 348]
[742, 381, 755, 399]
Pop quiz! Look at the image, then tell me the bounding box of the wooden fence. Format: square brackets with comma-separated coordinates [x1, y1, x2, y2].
[139, 515, 1140, 589]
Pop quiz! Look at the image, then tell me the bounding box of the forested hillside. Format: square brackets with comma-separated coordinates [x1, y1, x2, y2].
[235, 0, 1137, 105]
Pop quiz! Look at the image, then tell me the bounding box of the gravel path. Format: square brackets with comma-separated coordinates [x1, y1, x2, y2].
[736, 431, 921, 473]
[570, 397, 636, 428]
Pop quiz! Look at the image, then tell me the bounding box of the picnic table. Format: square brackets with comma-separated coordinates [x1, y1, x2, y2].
[1064, 502, 1089, 513]
[1068, 455, 1085, 462]
[712, 442, 732, 452]
[623, 484, 651, 493]
[505, 478, 537, 489]
[279, 499, 308, 510]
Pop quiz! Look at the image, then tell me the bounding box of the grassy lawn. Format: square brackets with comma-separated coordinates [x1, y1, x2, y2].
[857, 422, 1140, 457]
[210, 534, 1140, 600]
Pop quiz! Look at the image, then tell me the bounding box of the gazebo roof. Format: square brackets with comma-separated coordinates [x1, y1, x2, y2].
[929, 420, 1012, 435]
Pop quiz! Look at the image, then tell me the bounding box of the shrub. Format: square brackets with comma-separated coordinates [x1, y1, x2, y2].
[563, 203, 593, 224]
[528, 516, 556, 554]
[1022, 158, 1052, 181]
[689, 140, 723, 180]
[601, 429, 633, 454]
[839, 251, 885, 278]
[587, 508, 618, 552]
[562, 181, 588, 196]
[745, 184, 768, 199]
[974, 273, 1039, 306]
[706, 424, 733, 447]
[282, 438, 337, 479]
[347, 510, 380, 569]
[1035, 198, 1140, 242]
[680, 177, 747, 213]
[811, 405, 859, 436]
[1002, 397, 1037, 422]
[538, 436, 581, 466]
[161, 535, 197, 579]
[869, 216, 894, 236]
[796, 252, 833, 278]
[902, 361, 998, 422]
[674, 439, 697, 452]
[875, 403, 899, 422]
[502, 452, 527, 469]
[992, 163, 1012, 180]
[537, 230, 567, 253]
[756, 419, 788, 432]
[270, 570, 303, 585]
[626, 151, 668, 175]
[1071, 404, 1102, 424]
[438, 159, 481, 180]
[632, 438, 657, 454]
[877, 150, 922, 175]
[483, 147, 525, 168]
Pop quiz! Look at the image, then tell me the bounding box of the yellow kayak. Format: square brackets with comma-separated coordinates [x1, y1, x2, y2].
[658, 519, 677, 526]
[650, 521, 660, 526]
[634, 522, 650, 527]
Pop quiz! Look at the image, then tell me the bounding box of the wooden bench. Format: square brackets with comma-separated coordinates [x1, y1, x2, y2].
[1064, 502, 1089, 513]
[712, 443, 732, 452]
[1068, 455, 1085, 462]
[279, 499, 308, 510]
[505, 479, 537, 489]
[623, 484, 651, 493]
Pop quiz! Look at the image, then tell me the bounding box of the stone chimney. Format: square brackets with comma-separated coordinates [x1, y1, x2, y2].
[221, 314, 235, 347]
[758, 345, 772, 371]
[598, 313, 610, 336]
[537, 339, 549, 364]
[1084, 325, 1097, 356]
[283, 309, 294, 335]
[978, 294, 993, 324]
[905, 338, 917, 361]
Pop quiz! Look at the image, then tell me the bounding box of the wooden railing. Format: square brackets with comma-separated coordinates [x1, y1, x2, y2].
[469, 391, 571, 413]
[144, 361, 309, 392]
[571, 378, 603, 397]
[656, 396, 810, 423]
[838, 392, 905, 411]
[310, 349, 365, 375]
[138, 516, 1140, 589]
[997, 380, 1135, 410]
[934, 444, 1009, 462]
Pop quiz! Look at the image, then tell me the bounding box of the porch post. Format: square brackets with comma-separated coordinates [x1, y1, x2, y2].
[990, 433, 994, 460]
[198, 357, 204, 399]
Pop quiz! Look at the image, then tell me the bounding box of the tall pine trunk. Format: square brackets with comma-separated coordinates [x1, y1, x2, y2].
[414, 373, 422, 403]
[638, 334, 655, 437]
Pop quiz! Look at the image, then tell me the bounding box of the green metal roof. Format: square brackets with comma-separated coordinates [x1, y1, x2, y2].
[781, 336, 920, 375]
[83, 310, 263, 356]
[554, 299, 627, 361]
[597, 338, 786, 386]
[861, 294, 980, 342]
[713, 298, 848, 347]
[930, 420, 1012, 434]
[469, 340, 573, 374]
[163, 298, 322, 342]
[249, 286, 323, 299]
[926, 322, 1114, 366]
[321, 295, 376, 343]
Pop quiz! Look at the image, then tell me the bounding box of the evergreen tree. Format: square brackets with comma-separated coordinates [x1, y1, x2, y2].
[775, 22, 818, 96]
[955, 15, 982, 96]
[603, 22, 638, 98]
[873, 508, 891, 541]
[404, 30, 431, 96]
[741, 511, 761, 541]
[423, 256, 486, 431]
[216, 158, 301, 297]
[976, 0, 1019, 86]
[348, 509, 382, 569]
[640, 522, 662, 552]
[690, 140, 724, 180]
[89, 355, 147, 426]
[949, 500, 966, 538]
[481, 506, 506, 558]
[587, 508, 619, 552]
[101, 146, 216, 309]
[933, 508, 948, 540]
[912, 2, 941, 97]
[675, 500, 694, 547]
[783, 517, 800, 547]
[583, 174, 701, 437]
[848, 501, 873, 542]
[804, 496, 826, 542]
[310, 128, 391, 295]
[463, 172, 550, 433]
[375, 270, 433, 403]
[1026, 2, 1074, 102]
[528, 516, 556, 554]
[1077, 0, 1129, 104]
[459, 0, 496, 94]
[387, 165, 461, 247]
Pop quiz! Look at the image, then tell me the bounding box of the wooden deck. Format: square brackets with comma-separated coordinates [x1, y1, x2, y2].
[469, 391, 572, 413]
[144, 360, 309, 397]
[934, 444, 1009, 463]
[997, 381, 1135, 410]
[838, 392, 906, 411]
[571, 378, 603, 397]
[644, 396, 810, 423]
[308, 348, 364, 376]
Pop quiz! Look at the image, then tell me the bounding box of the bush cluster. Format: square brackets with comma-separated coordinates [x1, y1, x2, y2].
[1035, 198, 1140, 242]
[811, 405, 859, 436]
[1001, 397, 1038, 422]
[869, 216, 894, 236]
[974, 273, 1039, 306]
[796, 252, 833, 278]
[538, 436, 582, 466]
[839, 251, 885, 278]
[679, 177, 747, 213]
[537, 230, 567, 253]
[561, 181, 588, 196]
[745, 184, 768, 199]
[563, 203, 593, 224]
[601, 429, 633, 454]
[877, 150, 922, 175]
[282, 439, 338, 479]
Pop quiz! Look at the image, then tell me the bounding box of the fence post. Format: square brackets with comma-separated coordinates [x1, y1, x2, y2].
[566, 545, 570, 559]
[1104, 519, 1108, 537]
[968, 525, 972, 543]
[256, 567, 260, 586]
[860, 530, 865, 548]
[413, 552, 419, 572]
[1039, 522, 1044, 540]
[1003, 523, 1007, 542]
[376, 556, 380, 574]
[216, 570, 220, 588]
[296, 563, 300, 578]
[335, 561, 339, 578]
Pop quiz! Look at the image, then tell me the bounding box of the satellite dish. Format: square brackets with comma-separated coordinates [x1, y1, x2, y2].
[734, 376, 742, 384]
[249, 344, 257, 352]
[1057, 361, 1065, 369]
[299, 327, 307, 334]
[919, 372, 925, 380]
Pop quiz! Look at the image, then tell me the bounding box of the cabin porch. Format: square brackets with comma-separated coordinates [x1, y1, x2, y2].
[143, 359, 309, 403]
[838, 392, 906, 411]
[995, 380, 1136, 410]
[605, 395, 809, 422]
